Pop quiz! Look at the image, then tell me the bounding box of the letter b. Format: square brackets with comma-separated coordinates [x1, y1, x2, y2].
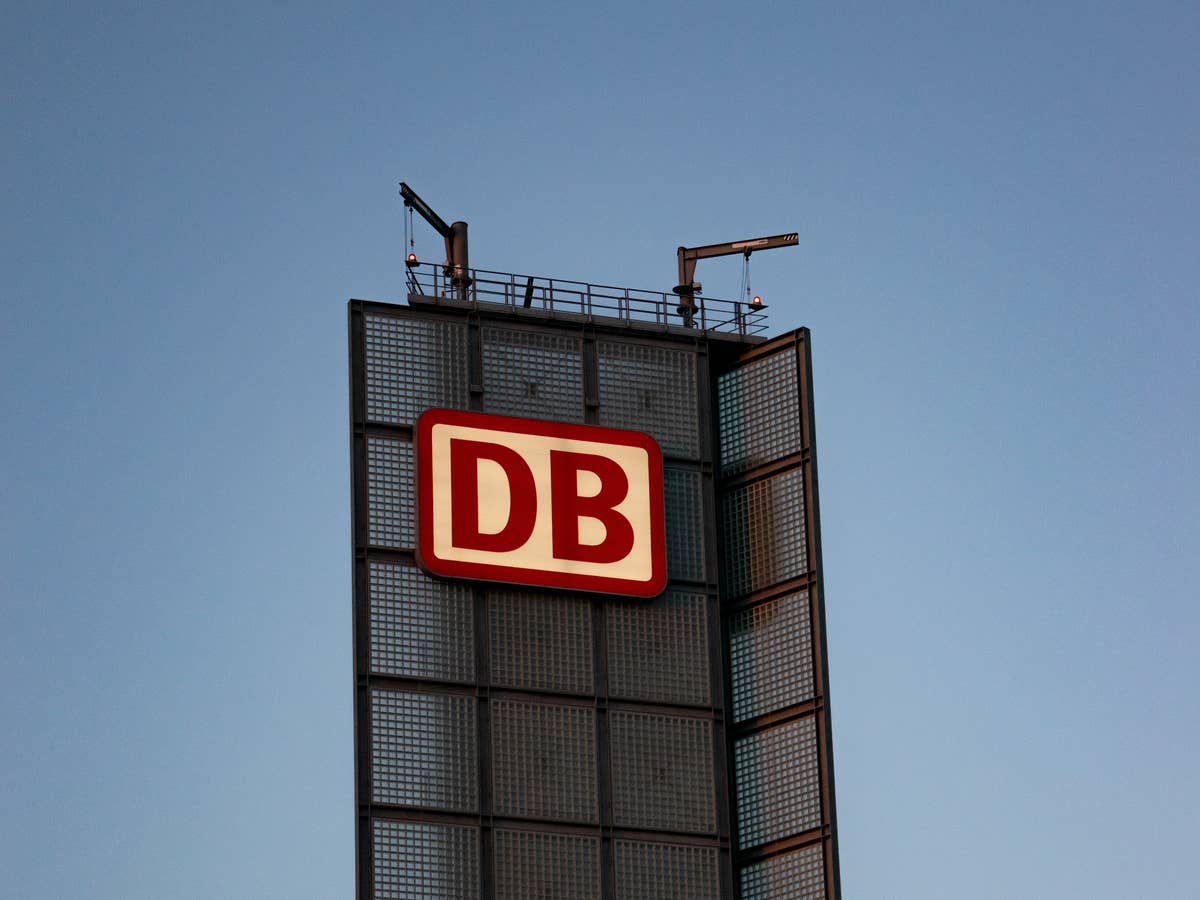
[549, 450, 635, 564]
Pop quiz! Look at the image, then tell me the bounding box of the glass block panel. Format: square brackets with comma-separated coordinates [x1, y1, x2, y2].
[718, 348, 802, 476]
[722, 467, 807, 597]
[365, 313, 470, 425]
[492, 700, 597, 823]
[729, 591, 814, 722]
[610, 711, 716, 833]
[739, 843, 825, 900]
[597, 340, 699, 458]
[489, 591, 594, 695]
[607, 591, 710, 706]
[665, 467, 706, 582]
[734, 715, 821, 848]
[494, 829, 601, 900]
[367, 437, 413, 548]
[369, 562, 475, 682]
[614, 840, 721, 900]
[370, 689, 477, 812]
[373, 819, 479, 900]
[482, 325, 584, 422]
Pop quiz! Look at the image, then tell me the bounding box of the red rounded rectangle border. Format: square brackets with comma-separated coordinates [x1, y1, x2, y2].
[415, 409, 667, 598]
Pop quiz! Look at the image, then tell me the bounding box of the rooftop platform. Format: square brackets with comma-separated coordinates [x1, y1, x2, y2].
[405, 262, 770, 339]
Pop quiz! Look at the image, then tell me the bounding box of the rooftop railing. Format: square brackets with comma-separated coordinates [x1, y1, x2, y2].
[405, 262, 769, 336]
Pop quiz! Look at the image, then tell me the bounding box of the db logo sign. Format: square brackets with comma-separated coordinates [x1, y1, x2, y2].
[416, 409, 667, 597]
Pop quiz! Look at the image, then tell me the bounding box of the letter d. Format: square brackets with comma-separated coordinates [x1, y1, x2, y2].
[449, 439, 537, 553]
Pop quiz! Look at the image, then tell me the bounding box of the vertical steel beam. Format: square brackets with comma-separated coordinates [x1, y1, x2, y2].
[797, 331, 843, 900]
[348, 301, 374, 900]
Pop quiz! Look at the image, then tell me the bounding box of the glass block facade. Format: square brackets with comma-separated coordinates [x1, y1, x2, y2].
[718, 340, 838, 894]
[494, 830, 601, 900]
[350, 301, 838, 898]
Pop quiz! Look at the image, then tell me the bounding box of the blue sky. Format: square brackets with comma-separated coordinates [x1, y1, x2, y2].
[2, 3, 1197, 897]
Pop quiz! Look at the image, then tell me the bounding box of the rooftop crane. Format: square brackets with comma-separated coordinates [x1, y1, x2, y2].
[399, 182, 471, 299]
[673, 232, 799, 326]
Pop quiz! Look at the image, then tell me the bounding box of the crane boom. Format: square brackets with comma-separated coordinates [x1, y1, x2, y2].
[399, 182, 452, 238]
[399, 182, 471, 294]
[673, 232, 799, 325]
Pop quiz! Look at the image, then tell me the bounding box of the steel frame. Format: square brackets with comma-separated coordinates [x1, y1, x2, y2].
[349, 296, 837, 898]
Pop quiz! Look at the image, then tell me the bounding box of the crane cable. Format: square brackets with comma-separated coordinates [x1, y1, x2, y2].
[740, 250, 752, 307]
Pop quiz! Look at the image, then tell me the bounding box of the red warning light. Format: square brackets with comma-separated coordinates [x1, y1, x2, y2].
[751, 295, 762, 306]
[406, 252, 419, 267]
